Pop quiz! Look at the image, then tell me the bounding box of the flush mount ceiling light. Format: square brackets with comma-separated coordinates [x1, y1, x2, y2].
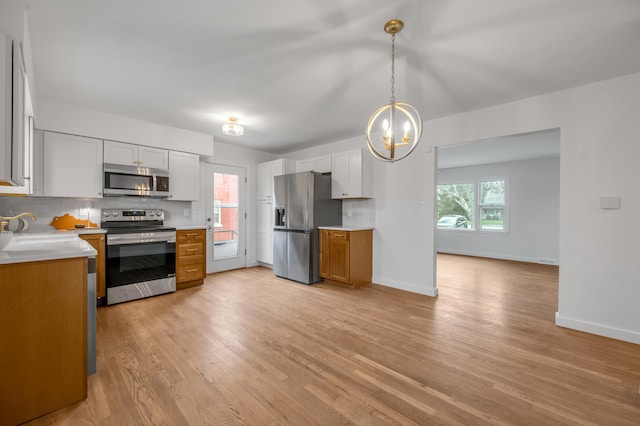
[222, 117, 244, 136]
[366, 19, 423, 162]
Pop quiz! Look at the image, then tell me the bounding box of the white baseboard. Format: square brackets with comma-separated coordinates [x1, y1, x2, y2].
[555, 312, 640, 345]
[372, 276, 439, 297]
[437, 248, 559, 265]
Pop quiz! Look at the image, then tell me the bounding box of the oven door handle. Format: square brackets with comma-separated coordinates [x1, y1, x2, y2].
[107, 233, 176, 245]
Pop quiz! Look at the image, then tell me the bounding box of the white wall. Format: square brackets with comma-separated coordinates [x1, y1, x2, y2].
[437, 156, 560, 264]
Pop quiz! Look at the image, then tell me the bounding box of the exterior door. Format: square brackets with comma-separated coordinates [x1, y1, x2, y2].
[205, 163, 246, 273]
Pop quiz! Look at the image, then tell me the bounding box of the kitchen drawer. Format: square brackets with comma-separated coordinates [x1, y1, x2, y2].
[329, 231, 350, 241]
[177, 230, 205, 244]
[178, 242, 204, 259]
[177, 262, 205, 283]
[176, 229, 206, 289]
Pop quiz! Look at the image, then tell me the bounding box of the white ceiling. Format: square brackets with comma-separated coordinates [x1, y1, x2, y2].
[26, 0, 640, 154]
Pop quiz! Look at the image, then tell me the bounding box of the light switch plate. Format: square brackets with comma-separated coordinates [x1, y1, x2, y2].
[600, 196, 621, 209]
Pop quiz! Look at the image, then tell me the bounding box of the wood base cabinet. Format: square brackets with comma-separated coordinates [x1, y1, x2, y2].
[0, 258, 88, 425]
[319, 229, 372, 288]
[176, 229, 206, 289]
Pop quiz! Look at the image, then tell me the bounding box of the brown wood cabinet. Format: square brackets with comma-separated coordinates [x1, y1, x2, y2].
[0, 257, 88, 425]
[319, 229, 372, 288]
[79, 232, 106, 298]
[176, 229, 206, 289]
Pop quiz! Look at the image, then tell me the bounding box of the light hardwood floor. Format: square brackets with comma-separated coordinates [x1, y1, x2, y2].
[27, 254, 640, 425]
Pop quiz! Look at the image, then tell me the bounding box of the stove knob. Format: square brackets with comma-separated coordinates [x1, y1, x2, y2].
[155, 210, 162, 216]
[103, 211, 111, 217]
[149, 211, 155, 216]
[112, 211, 119, 217]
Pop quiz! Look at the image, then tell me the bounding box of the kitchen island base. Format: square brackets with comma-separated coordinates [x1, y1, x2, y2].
[0, 257, 88, 425]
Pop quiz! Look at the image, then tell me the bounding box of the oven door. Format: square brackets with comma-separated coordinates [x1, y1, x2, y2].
[106, 232, 176, 288]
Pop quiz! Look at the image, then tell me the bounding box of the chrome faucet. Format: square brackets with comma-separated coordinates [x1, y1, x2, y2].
[0, 212, 37, 232]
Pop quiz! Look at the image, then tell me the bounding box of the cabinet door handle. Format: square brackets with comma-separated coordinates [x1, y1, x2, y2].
[186, 233, 198, 236]
[186, 268, 198, 273]
[185, 248, 198, 252]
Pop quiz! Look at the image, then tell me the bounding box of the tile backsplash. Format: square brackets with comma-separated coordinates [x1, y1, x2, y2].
[342, 198, 375, 228]
[0, 196, 195, 232]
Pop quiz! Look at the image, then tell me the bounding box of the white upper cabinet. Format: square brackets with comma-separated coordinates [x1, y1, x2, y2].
[168, 150, 200, 201]
[256, 199, 274, 264]
[331, 149, 373, 199]
[139, 146, 169, 169]
[256, 158, 293, 200]
[295, 154, 331, 174]
[104, 140, 169, 169]
[0, 33, 33, 194]
[43, 132, 103, 198]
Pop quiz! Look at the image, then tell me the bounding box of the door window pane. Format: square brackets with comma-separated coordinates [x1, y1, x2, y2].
[213, 172, 239, 260]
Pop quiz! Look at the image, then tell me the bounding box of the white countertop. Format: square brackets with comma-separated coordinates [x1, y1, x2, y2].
[318, 225, 375, 231]
[0, 233, 98, 265]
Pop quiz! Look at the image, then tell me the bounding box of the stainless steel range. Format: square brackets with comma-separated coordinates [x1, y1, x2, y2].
[101, 208, 176, 305]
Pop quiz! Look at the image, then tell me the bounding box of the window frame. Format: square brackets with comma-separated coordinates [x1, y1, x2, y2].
[437, 176, 509, 233]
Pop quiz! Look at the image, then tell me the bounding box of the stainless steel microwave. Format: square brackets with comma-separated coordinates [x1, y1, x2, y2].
[103, 163, 170, 197]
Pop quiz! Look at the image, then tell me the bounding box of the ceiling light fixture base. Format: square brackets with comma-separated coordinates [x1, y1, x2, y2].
[384, 19, 404, 35]
[222, 116, 244, 136]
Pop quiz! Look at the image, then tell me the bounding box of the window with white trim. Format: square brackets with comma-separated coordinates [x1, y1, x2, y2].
[437, 178, 507, 232]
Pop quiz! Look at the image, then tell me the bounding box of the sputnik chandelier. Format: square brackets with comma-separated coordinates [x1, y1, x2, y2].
[366, 19, 422, 162]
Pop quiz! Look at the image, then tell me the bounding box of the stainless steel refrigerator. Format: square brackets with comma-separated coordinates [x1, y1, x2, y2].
[273, 172, 342, 284]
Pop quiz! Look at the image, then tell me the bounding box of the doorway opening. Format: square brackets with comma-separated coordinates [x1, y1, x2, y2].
[434, 128, 561, 297]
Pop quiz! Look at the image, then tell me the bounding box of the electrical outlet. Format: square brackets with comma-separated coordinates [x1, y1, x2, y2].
[183, 207, 190, 217]
[77, 208, 88, 218]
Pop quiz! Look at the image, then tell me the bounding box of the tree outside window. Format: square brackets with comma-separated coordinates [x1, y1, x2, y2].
[437, 183, 475, 229]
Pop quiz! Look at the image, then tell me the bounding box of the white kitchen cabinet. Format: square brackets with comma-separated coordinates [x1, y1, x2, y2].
[168, 150, 200, 201]
[295, 155, 331, 174]
[331, 149, 373, 199]
[256, 158, 293, 200]
[43, 132, 103, 198]
[104, 140, 169, 169]
[0, 33, 32, 194]
[256, 199, 274, 264]
[256, 158, 292, 265]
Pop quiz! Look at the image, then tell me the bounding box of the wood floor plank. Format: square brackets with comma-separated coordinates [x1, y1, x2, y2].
[24, 254, 640, 425]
